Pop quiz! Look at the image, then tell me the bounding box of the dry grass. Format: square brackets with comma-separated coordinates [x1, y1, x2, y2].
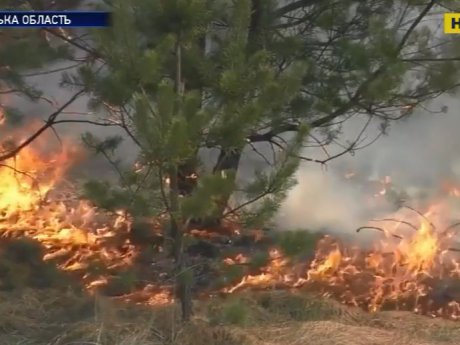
[0, 288, 459, 345]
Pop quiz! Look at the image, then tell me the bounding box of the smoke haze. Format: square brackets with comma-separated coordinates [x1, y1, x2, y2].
[3, 11, 460, 241]
[277, 95, 460, 238]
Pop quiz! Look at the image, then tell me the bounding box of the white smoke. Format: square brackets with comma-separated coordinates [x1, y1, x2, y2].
[276, 95, 460, 238]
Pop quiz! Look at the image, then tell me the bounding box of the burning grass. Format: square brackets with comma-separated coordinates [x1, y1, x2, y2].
[1, 121, 460, 325]
[225, 217, 460, 319]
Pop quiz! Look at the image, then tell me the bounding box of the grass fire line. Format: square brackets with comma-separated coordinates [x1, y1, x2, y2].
[0, 121, 460, 320]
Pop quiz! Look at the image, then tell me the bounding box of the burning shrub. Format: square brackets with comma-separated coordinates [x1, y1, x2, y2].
[2, 109, 460, 323]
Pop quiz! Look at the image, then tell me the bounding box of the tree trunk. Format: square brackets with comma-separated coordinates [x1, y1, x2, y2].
[179, 148, 242, 230]
[168, 163, 181, 258]
[170, 39, 194, 321]
[177, 157, 199, 196]
[175, 256, 193, 322]
[169, 165, 193, 322]
[210, 148, 242, 221]
[176, 0, 265, 228]
[249, 0, 263, 49]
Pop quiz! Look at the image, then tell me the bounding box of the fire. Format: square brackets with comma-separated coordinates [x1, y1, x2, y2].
[224, 205, 460, 319]
[0, 123, 150, 299]
[0, 118, 460, 318]
[0, 144, 71, 213]
[401, 219, 438, 273]
[308, 246, 342, 279]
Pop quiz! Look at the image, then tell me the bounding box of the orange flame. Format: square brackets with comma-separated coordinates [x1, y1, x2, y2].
[1, 115, 460, 315]
[0, 123, 149, 297]
[224, 204, 460, 319]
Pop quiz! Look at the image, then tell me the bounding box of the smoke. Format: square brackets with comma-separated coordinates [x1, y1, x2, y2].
[3, 8, 460, 242]
[276, 95, 460, 239]
[3, 60, 139, 179]
[278, 166, 380, 231]
[7, 61, 460, 242]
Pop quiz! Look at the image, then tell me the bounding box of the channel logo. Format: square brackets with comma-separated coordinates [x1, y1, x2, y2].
[444, 13, 460, 34]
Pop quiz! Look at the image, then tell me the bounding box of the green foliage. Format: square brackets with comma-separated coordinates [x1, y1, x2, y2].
[249, 251, 269, 269]
[240, 126, 309, 227]
[274, 230, 319, 258]
[0, 34, 70, 71]
[85, 259, 109, 277]
[81, 132, 163, 216]
[81, 180, 130, 210]
[181, 172, 236, 219]
[177, 265, 194, 285]
[216, 264, 246, 289]
[2, 237, 47, 266]
[77, 0, 309, 239]
[208, 298, 250, 326]
[82, 132, 124, 154]
[69, 0, 460, 282]
[221, 265, 246, 286]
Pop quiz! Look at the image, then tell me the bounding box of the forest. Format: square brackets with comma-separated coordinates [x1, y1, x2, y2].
[1, 1, 460, 344]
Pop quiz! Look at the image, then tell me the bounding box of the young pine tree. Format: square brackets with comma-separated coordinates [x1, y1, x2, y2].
[77, 0, 308, 320]
[72, 0, 460, 321]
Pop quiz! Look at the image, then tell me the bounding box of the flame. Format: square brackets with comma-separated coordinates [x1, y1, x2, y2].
[1, 116, 460, 317]
[451, 189, 460, 197]
[224, 205, 460, 319]
[0, 145, 71, 212]
[442, 181, 460, 198]
[0, 122, 160, 300]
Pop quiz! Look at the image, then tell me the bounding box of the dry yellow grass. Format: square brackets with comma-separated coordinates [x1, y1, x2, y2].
[0, 289, 458, 345]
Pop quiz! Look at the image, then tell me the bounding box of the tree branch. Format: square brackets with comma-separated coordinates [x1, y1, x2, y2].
[275, 0, 319, 17]
[0, 89, 85, 162]
[42, 28, 101, 60]
[248, 0, 437, 145]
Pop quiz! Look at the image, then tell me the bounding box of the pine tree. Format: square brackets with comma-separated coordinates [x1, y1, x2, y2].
[67, 0, 460, 320]
[76, 0, 460, 224]
[75, 0, 309, 320]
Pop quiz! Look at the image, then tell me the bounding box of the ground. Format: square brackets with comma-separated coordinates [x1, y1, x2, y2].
[1, 288, 459, 345]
